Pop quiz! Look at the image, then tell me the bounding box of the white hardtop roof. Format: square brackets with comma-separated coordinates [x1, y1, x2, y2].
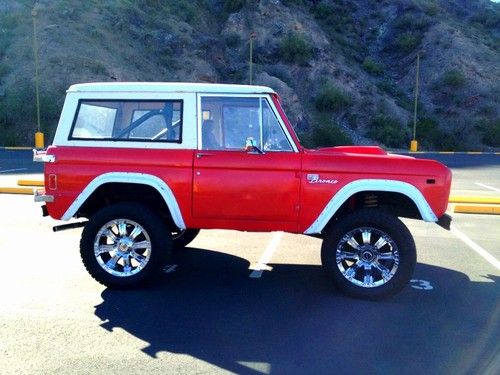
[68, 82, 276, 95]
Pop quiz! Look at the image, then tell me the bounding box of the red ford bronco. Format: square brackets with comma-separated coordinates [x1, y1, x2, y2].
[34, 82, 452, 300]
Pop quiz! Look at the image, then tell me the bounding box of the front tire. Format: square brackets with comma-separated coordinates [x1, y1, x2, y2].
[321, 209, 416, 300]
[172, 228, 200, 250]
[80, 202, 172, 288]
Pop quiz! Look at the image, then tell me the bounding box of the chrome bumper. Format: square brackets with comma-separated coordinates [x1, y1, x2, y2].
[34, 189, 54, 203]
[33, 149, 55, 163]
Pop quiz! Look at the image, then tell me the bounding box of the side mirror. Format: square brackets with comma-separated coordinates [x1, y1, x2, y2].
[245, 137, 264, 154]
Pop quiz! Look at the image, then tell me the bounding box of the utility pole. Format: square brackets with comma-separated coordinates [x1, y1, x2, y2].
[410, 51, 421, 152]
[249, 32, 256, 85]
[32, 6, 44, 149]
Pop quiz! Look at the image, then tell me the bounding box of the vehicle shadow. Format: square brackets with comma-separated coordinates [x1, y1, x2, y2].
[95, 248, 499, 374]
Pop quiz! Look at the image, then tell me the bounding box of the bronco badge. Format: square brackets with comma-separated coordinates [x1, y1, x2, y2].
[307, 174, 338, 184]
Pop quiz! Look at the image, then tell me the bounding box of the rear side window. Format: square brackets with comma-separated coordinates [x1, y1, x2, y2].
[70, 100, 183, 142]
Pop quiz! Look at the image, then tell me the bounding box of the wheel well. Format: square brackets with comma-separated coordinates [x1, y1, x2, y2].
[331, 191, 421, 223]
[76, 183, 176, 228]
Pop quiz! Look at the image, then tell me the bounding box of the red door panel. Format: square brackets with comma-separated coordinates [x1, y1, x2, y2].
[193, 150, 300, 223]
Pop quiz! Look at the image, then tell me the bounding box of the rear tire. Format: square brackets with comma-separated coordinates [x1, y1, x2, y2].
[321, 209, 416, 300]
[80, 202, 172, 288]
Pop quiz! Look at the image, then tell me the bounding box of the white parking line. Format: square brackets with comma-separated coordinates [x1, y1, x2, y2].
[475, 182, 500, 192]
[0, 168, 27, 174]
[249, 231, 283, 278]
[450, 225, 500, 270]
[163, 264, 178, 273]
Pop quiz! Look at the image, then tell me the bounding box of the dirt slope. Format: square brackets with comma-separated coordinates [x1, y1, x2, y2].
[0, 0, 498, 150]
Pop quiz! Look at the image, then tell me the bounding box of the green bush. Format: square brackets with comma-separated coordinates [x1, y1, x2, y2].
[265, 64, 293, 85]
[395, 32, 421, 53]
[470, 10, 500, 29]
[300, 114, 352, 148]
[394, 14, 430, 32]
[315, 84, 352, 112]
[224, 33, 241, 48]
[362, 57, 384, 76]
[311, 0, 358, 41]
[223, 0, 246, 14]
[83, 59, 108, 75]
[413, 117, 446, 149]
[0, 12, 21, 30]
[0, 62, 9, 78]
[367, 114, 409, 147]
[422, 2, 439, 16]
[442, 69, 466, 88]
[377, 80, 398, 96]
[279, 33, 313, 65]
[311, 2, 334, 20]
[477, 118, 500, 147]
[282, 0, 305, 5]
[170, 2, 201, 23]
[0, 124, 18, 147]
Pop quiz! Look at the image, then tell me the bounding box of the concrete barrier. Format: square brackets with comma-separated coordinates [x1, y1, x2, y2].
[0, 187, 34, 195]
[449, 196, 500, 204]
[17, 179, 44, 187]
[454, 204, 500, 215]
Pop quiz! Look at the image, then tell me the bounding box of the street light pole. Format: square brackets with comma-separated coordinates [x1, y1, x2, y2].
[32, 6, 44, 149]
[410, 51, 421, 152]
[249, 32, 256, 85]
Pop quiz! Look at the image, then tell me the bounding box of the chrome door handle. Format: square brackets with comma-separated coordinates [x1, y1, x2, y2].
[196, 153, 214, 159]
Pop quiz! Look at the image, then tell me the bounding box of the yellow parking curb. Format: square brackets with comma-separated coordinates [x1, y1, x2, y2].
[17, 179, 44, 187]
[454, 204, 500, 215]
[449, 196, 500, 204]
[0, 187, 34, 195]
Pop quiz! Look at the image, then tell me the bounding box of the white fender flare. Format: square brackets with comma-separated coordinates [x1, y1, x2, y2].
[61, 172, 186, 230]
[304, 179, 437, 234]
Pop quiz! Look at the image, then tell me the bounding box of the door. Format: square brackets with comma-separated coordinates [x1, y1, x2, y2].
[193, 95, 301, 225]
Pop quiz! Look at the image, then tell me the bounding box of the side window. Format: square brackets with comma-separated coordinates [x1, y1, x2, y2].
[70, 100, 183, 142]
[200, 96, 292, 151]
[72, 103, 116, 138]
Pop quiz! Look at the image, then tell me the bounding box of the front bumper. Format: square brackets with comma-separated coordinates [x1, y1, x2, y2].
[436, 213, 452, 230]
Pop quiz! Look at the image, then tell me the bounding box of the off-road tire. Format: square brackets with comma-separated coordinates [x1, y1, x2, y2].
[172, 229, 200, 250]
[321, 208, 416, 300]
[80, 202, 172, 288]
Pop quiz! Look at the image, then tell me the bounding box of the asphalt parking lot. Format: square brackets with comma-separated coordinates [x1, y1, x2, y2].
[0, 151, 499, 374]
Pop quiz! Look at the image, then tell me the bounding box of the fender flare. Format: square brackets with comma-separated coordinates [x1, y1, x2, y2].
[304, 179, 437, 234]
[61, 172, 186, 230]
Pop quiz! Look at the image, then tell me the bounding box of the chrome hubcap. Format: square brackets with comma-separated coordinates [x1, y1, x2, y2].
[93, 219, 152, 277]
[336, 227, 400, 288]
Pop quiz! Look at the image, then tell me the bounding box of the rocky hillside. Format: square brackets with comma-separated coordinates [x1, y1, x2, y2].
[0, 0, 499, 150]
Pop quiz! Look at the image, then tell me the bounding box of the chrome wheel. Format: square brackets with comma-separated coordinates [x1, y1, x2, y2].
[321, 209, 416, 300]
[94, 219, 152, 277]
[336, 227, 400, 288]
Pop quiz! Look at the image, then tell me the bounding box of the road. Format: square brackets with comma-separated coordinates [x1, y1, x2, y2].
[410, 152, 500, 197]
[0, 151, 499, 374]
[0, 149, 42, 174]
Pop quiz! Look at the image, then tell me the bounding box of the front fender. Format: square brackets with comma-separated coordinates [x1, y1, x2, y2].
[304, 179, 438, 234]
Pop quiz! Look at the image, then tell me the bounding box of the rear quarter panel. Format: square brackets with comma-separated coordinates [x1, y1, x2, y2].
[44, 146, 194, 221]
